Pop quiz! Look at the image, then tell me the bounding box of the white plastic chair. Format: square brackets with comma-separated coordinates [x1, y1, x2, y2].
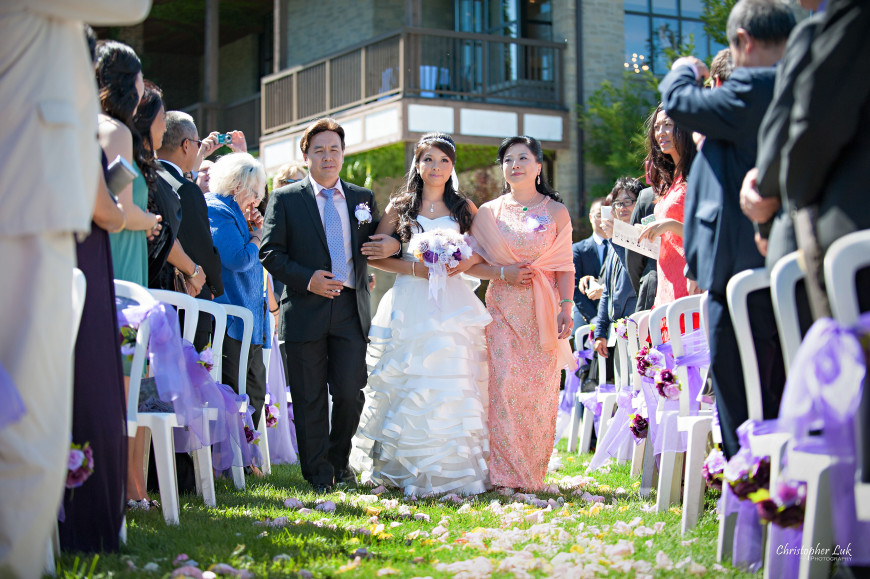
[724, 269, 790, 569]
[627, 310, 651, 478]
[770, 251, 805, 371]
[825, 230, 870, 524]
[567, 324, 592, 453]
[657, 295, 706, 513]
[116, 283, 215, 525]
[221, 304, 255, 490]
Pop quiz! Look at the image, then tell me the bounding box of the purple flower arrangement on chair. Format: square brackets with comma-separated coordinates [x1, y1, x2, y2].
[653, 368, 681, 401]
[264, 403, 280, 428]
[635, 345, 666, 378]
[628, 413, 648, 440]
[66, 441, 94, 489]
[197, 346, 215, 372]
[244, 423, 261, 445]
[701, 448, 726, 490]
[723, 451, 770, 501]
[754, 479, 807, 528]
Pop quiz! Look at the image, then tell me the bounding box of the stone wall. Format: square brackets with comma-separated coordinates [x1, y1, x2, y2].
[219, 34, 260, 104]
[284, 0, 377, 68]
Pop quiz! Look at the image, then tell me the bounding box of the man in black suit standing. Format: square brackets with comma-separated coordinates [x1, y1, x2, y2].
[659, 0, 794, 457]
[260, 119, 399, 493]
[157, 111, 224, 349]
[572, 197, 607, 329]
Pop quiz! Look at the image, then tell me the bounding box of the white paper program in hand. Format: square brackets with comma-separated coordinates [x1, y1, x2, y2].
[611, 219, 660, 260]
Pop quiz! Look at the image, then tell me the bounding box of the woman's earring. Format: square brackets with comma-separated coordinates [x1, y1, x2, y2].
[536, 174, 541, 186]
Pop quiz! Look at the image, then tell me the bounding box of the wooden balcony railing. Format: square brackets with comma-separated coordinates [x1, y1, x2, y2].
[261, 27, 566, 135]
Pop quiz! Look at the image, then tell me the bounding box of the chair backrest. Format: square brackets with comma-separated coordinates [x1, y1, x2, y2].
[825, 229, 870, 327]
[700, 292, 711, 342]
[615, 331, 631, 390]
[665, 294, 704, 415]
[114, 280, 157, 435]
[574, 324, 592, 351]
[725, 268, 771, 422]
[770, 251, 805, 371]
[825, 230, 870, 499]
[71, 268, 86, 343]
[149, 289, 199, 343]
[221, 304, 254, 397]
[195, 299, 228, 383]
[648, 304, 668, 347]
[628, 310, 651, 391]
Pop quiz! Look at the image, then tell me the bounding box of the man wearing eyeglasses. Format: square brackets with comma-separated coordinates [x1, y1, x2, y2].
[156, 111, 227, 349]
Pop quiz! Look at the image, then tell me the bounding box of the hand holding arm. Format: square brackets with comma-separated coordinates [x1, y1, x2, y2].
[740, 167, 781, 223]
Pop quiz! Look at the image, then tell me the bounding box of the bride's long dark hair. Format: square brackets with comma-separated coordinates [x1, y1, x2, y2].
[391, 133, 473, 242]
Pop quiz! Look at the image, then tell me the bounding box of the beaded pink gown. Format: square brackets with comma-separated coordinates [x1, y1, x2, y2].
[484, 196, 561, 491]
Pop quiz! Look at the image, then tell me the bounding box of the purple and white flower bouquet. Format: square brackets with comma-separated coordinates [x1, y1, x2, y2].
[265, 403, 280, 428]
[723, 451, 770, 501]
[628, 413, 648, 440]
[755, 479, 807, 528]
[654, 368, 681, 401]
[197, 346, 215, 372]
[702, 448, 726, 490]
[635, 345, 666, 379]
[408, 228, 474, 303]
[67, 441, 94, 489]
[244, 423, 261, 445]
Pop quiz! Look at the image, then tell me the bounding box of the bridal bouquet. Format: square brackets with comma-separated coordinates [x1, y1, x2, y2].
[408, 228, 474, 303]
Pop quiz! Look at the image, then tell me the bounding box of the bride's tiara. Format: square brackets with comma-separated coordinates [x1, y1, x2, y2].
[420, 136, 455, 151]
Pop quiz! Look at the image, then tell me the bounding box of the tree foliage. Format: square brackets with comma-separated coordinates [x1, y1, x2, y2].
[578, 71, 659, 197]
[702, 0, 738, 47]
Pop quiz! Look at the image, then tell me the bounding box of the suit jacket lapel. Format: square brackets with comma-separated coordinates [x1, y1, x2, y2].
[342, 180, 360, 257]
[300, 177, 329, 252]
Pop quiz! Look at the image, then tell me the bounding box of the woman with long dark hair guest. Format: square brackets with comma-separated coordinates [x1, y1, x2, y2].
[350, 133, 491, 496]
[638, 104, 698, 307]
[95, 41, 162, 286]
[133, 81, 205, 294]
[95, 40, 167, 510]
[469, 136, 575, 492]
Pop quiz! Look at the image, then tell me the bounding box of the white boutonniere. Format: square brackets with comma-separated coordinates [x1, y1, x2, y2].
[355, 202, 372, 227]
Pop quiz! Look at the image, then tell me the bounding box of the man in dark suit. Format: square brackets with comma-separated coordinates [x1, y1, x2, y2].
[572, 197, 607, 329]
[260, 119, 399, 493]
[625, 187, 657, 312]
[157, 111, 224, 350]
[659, 0, 794, 457]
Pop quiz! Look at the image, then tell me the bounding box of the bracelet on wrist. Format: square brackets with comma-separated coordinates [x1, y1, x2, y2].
[411, 261, 416, 278]
[499, 266, 505, 281]
[185, 264, 200, 279]
[559, 298, 574, 306]
[269, 306, 279, 313]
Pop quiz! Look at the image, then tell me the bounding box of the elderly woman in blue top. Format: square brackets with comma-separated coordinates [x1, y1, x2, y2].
[206, 152, 270, 428]
[592, 177, 642, 362]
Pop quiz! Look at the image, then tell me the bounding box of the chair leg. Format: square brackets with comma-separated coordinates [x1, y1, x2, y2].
[640, 436, 658, 498]
[119, 516, 127, 545]
[192, 446, 216, 507]
[578, 407, 594, 456]
[567, 397, 582, 453]
[796, 454, 835, 579]
[231, 444, 246, 491]
[149, 425, 181, 525]
[681, 419, 712, 534]
[717, 487, 738, 563]
[256, 409, 272, 476]
[630, 439, 645, 477]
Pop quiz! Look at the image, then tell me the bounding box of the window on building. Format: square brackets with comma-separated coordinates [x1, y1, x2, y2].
[624, 0, 726, 75]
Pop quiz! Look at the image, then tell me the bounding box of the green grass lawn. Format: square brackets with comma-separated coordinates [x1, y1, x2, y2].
[56, 441, 756, 578]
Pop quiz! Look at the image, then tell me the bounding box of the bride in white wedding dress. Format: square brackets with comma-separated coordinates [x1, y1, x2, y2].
[351, 133, 491, 496]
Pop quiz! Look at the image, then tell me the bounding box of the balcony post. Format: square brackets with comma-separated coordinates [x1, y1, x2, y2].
[203, 0, 220, 133]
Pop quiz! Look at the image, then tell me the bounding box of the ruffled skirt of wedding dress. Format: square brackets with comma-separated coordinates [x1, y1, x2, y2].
[350, 273, 492, 496]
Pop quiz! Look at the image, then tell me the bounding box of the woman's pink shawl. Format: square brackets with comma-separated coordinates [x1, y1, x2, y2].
[472, 195, 576, 370]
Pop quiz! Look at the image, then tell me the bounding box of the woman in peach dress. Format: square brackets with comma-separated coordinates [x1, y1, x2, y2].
[639, 104, 698, 312]
[470, 136, 575, 492]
